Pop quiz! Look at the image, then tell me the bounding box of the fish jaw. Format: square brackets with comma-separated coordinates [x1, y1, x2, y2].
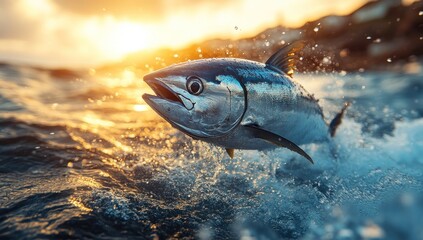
[143, 75, 184, 104]
[142, 75, 213, 138]
[142, 77, 189, 126]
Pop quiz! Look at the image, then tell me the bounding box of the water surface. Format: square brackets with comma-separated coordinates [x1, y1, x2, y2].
[0, 63, 422, 239]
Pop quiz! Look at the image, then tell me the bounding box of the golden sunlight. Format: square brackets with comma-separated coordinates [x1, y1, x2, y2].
[83, 114, 115, 127]
[82, 19, 153, 59]
[133, 104, 149, 112]
[1, 0, 370, 67]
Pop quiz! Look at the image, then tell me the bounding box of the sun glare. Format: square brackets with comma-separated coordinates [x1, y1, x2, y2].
[133, 104, 149, 112]
[2, 0, 372, 67]
[21, 0, 53, 16]
[62, 0, 369, 64]
[103, 21, 151, 57]
[81, 18, 152, 60]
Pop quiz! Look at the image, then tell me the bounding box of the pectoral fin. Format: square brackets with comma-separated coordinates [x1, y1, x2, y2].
[225, 148, 234, 159]
[244, 125, 314, 164]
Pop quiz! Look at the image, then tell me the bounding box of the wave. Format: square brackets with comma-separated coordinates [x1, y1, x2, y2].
[1, 63, 422, 238]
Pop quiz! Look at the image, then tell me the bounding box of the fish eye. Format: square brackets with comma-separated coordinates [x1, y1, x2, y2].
[186, 76, 203, 95]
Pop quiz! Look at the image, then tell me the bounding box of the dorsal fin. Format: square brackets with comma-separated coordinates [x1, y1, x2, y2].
[265, 41, 304, 77]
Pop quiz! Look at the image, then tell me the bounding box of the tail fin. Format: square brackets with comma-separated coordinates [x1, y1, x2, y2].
[329, 102, 351, 137]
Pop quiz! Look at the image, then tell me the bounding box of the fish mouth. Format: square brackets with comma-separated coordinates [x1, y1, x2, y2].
[143, 78, 183, 105]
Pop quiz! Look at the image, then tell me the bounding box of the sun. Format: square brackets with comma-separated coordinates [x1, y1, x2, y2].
[104, 21, 152, 57]
[81, 18, 153, 61]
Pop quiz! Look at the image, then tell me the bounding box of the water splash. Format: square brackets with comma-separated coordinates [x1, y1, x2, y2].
[1, 64, 422, 238]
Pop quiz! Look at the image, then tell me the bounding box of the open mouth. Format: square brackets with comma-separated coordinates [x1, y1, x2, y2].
[144, 79, 183, 104]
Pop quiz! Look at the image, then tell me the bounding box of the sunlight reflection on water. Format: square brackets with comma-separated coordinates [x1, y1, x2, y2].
[1, 64, 422, 239]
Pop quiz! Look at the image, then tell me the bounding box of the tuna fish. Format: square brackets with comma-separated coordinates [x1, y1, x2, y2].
[142, 44, 348, 163]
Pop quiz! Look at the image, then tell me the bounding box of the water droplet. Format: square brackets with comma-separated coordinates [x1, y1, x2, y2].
[313, 27, 319, 32]
[322, 57, 330, 64]
[339, 49, 348, 57]
[419, 11, 423, 16]
[264, 41, 270, 47]
[173, 53, 179, 58]
[387, 58, 392, 63]
[339, 229, 353, 238]
[359, 224, 384, 238]
[361, 85, 366, 89]
[366, 36, 372, 40]
[51, 103, 58, 109]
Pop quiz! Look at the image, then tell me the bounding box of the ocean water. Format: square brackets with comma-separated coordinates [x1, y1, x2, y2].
[0, 63, 422, 239]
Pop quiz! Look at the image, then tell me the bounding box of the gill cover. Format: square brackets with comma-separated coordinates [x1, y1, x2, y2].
[185, 75, 246, 138]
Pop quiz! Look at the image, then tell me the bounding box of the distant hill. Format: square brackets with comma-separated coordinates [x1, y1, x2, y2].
[102, 0, 423, 73]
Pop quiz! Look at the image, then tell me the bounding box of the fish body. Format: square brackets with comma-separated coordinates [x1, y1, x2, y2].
[192, 59, 329, 149]
[142, 44, 346, 162]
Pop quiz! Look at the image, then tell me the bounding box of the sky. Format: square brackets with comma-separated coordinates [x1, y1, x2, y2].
[0, 0, 370, 68]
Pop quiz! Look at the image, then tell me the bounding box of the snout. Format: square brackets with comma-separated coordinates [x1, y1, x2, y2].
[143, 71, 157, 83]
[143, 69, 168, 83]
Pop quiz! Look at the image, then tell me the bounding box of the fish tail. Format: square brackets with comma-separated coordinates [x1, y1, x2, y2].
[329, 102, 351, 137]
